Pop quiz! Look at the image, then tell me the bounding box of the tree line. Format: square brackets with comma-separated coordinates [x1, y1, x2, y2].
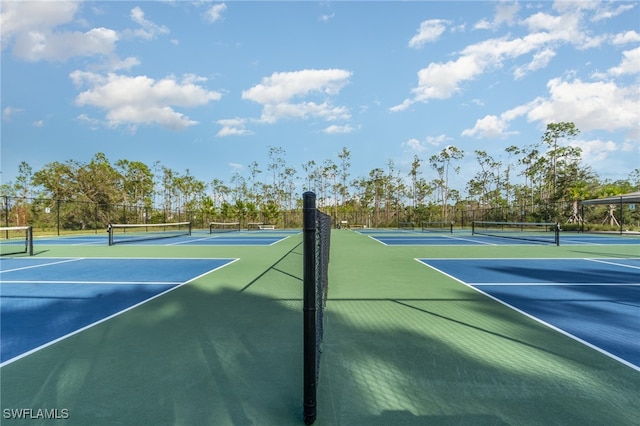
[2, 122, 639, 231]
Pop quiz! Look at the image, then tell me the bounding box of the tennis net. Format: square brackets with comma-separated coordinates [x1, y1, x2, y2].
[398, 221, 415, 231]
[108, 222, 191, 245]
[421, 221, 453, 233]
[472, 221, 560, 246]
[209, 222, 241, 233]
[302, 191, 331, 425]
[0, 226, 34, 256]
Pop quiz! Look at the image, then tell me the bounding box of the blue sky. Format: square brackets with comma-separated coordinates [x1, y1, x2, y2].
[1, 0, 639, 195]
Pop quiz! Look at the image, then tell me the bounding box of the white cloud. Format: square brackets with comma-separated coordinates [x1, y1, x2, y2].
[216, 118, 253, 137]
[408, 19, 448, 48]
[464, 75, 640, 140]
[0, 0, 79, 49]
[319, 12, 335, 23]
[1, 2, 170, 66]
[513, 48, 556, 79]
[551, 1, 598, 15]
[204, 3, 227, 23]
[494, 1, 520, 26]
[591, 2, 636, 22]
[474, 1, 521, 30]
[13, 26, 119, 62]
[404, 134, 450, 152]
[2, 106, 23, 121]
[0, 1, 122, 62]
[404, 138, 425, 152]
[71, 71, 222, 131]
[569, 138, 618, 164]
[260, 102, 350, 124]
[243, 69, 351, 104]
[527, 78, 640, 133]
[323, 124, 354, 134]
[411, 53, 484, 101]
[242, 69, 352, 124]
[612, 30, 640, 45]
[605, 47, 640, 77]
[462, 115, 513, 138]
[462, 68, 640, 147]
[425, 134, 451, 146]
[127, 6, 170, 40]
[77, 113, 101, 130]
[474, 19, 492, 31]
[103, 56, 141, 72]
[462, 102, 530, 139]
[389, 98, 413, 113]
[392, 4, 617, 111]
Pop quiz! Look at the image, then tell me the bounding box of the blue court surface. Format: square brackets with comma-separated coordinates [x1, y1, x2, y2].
[32, 232, 295, 247]
[367, 231, 640, 246]
[0, 257, 236, 365]
[417, 257, 640, 370]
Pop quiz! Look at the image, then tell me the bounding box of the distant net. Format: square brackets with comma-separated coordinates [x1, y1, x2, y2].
[398, 221, 415, 231]
[421, 221, 453, 234]
[303, 192, 331, 425]
[0, 226, 34, 256]
[108, 222, 191, 246]
[209, 222, 241, 234]
[472, 221, 560, 246]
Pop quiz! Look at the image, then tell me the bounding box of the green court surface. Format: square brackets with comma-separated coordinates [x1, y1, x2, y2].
[1, 230, 639, 425]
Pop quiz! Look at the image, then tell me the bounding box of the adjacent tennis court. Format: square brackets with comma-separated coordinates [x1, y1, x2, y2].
[366, 229, 638, 246]
[417, 257, 640, 369]
[0, 257, 236, 365]
[27, 231, 296, 247]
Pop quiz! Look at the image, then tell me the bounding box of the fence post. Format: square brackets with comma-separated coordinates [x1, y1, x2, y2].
[3, 196, 8, 229]
[56, 199, 61, 236]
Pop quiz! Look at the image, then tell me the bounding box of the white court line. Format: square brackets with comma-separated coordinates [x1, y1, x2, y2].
[561, 238, 602, 245]
[446, 235, 496, 245]
[167, 235, 289, 246]
[71, 240, 104, 246]
[0, 258, 85, 274]
[368, 235, 389, 246]
[469, 282, 640, 286]
[586, 258, 640, 270]
[166, 235, 218, 245]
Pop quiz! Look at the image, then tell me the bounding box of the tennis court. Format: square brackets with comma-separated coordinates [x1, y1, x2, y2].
[1, 224, 639, 425]
[417, 257, 640, 369]
[30, 230, 296, 247]
[0, 257, 237, 365]
[364, 228, 638, 246]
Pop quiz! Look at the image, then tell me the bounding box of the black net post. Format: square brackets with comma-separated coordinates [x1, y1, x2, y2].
[107, 224, 114, 246]
[27, 226, 33, 256]
[302, 191, 317, 425]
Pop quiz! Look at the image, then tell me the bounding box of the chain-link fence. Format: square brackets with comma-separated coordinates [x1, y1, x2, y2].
[455, 201, 639, 232]
[0, 196, 305, 235]
[328, 200, 640, 232]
